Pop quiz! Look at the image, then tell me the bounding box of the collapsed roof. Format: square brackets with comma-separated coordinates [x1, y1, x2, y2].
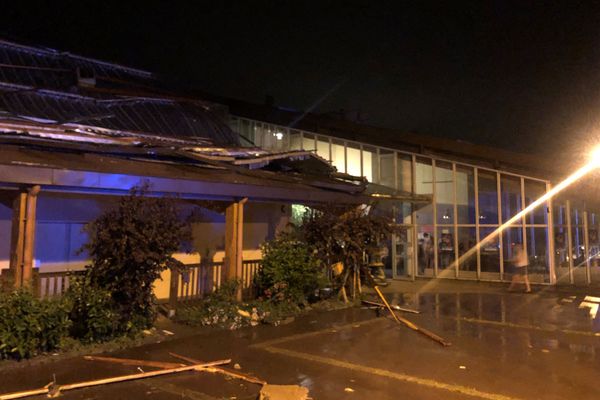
[0, 39, 429, 205]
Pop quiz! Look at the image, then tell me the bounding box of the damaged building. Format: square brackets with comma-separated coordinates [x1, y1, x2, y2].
[0, 38, 599, 297]
[0, 39, 426, 301]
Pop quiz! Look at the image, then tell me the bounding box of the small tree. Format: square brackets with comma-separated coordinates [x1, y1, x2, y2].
[301, 203, 393, 302]
[81, 186, 191, 332]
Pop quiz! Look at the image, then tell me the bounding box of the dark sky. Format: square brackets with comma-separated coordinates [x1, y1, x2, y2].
[3, 1, 600, 156]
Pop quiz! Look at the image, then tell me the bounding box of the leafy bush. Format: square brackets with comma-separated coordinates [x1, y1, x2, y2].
[65, 274, 123, 343]
[81, 186, 191, 333]
[256, 232, 323, 303]
[0, 291, 70, 359]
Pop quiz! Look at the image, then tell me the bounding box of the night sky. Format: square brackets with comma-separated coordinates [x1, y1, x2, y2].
[3, 1, 600, 157]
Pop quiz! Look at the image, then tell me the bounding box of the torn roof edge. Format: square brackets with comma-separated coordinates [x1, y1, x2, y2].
[0, 39, 155, 79]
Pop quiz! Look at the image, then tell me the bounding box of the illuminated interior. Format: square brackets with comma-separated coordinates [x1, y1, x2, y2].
[232, 115, 600, 285]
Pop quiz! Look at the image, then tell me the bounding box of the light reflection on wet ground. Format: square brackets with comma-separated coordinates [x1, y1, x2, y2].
[389, 290, 600, 362]
[1, 281, 599, 399]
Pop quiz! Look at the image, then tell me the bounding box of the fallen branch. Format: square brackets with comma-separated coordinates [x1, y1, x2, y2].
[373, 286, 451, 347]
[0, 359, 231, 400]
[83, 355, 185, 369]
[169, 352, 267, 386]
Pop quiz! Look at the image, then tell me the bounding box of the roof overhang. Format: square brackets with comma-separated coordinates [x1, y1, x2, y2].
[0, 144, 371, 204]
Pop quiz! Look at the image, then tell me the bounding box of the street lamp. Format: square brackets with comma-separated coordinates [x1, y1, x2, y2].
[590, 146, 600, 168]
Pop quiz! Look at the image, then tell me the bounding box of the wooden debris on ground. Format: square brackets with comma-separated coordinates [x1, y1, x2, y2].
[373, 286, 451, 347]
[361, 299, 420, 314]
[83, 355, 185, 369]
[169, 352, 267, 386]
[0, 359, 231, 400]
[259, 384, 309, 400]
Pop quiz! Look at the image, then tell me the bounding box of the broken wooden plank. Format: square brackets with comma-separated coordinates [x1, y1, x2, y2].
[169, 352, 267, 386]
[0, 359, 231, 400]
[0, 388, 48, 400]
[83, 355, 185, 369]
[373, 286, 451, 347]
[361, 299, 420, 314]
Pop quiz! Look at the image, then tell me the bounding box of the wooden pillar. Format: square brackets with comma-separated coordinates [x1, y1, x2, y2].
[9, 185, 40, 289]
[168, 269, 180, 316]
[224, 198, 247, 301]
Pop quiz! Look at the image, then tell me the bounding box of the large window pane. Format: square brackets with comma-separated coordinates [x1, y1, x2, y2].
[436, 161, 454, 224]
[524, 180, 547, 225]
[570, 201, 585, 226]
[437, 227, 455, 271]
[480, 227, 500, 274]
[393, 226, 414, 278]
[252, 122, 266, 148]
[554, 225, 569, 283]
[526, 227, 549, 283]
[417, 226, 434, 276]
[590, 222, 600, 283]
[256, 125, 288, 152]
[316, 137, 330, 161]
[379, 150, 395, 189]
[502, 227, 523, 279]
[572, 226, 587, 284]
[456, 165, 476, 224]
[238, 119, 254, 144]
[302, 133, 316, 151]
[572, 226, 585, 261]
[346, 143, 362, 177]
[416, 157, 433, 194]
[394, 202, 412, 224]
[290, 129, 302, 150]
[591, 212, 599, 226]
[478, 170, 498, 224]
[415, 158, 433, 224]
[397, 154, 412, 192]
[331, 139, 345, 173]
[457, 227, 477, 274]
[362, 145, 378, 183]
[553, 199, 570, 282]
[501, 175, 522, 224]
[553, 200, 567, 225]
[256, 123, 269, 148]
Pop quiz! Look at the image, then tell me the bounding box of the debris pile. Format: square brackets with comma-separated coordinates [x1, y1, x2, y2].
[0, 351, 310, 399]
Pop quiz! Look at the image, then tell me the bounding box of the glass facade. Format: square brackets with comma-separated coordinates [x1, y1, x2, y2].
[230, 116, 600, 286]
[570, 201, 588, 285]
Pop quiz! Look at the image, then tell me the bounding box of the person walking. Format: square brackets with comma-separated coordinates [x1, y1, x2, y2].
[508, 244, 531, 293]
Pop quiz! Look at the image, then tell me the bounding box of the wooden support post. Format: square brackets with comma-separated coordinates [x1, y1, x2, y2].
[168, 268, 180, 315]
[224, 198, 247, 301]
[9, 186, 40, 289]
[9, 192, 26, 288]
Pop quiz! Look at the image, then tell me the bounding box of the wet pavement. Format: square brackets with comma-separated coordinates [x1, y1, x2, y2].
[1, 279, 599, 399]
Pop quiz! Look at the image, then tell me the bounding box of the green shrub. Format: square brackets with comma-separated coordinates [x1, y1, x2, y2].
[81, 186, 191, 333]
[0, 291, 70, 359]
[65, 275, 123, 343]
[256, 232, 323, 303]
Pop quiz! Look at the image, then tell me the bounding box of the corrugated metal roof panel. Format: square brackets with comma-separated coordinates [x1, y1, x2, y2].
[0, 87, 239, 145]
